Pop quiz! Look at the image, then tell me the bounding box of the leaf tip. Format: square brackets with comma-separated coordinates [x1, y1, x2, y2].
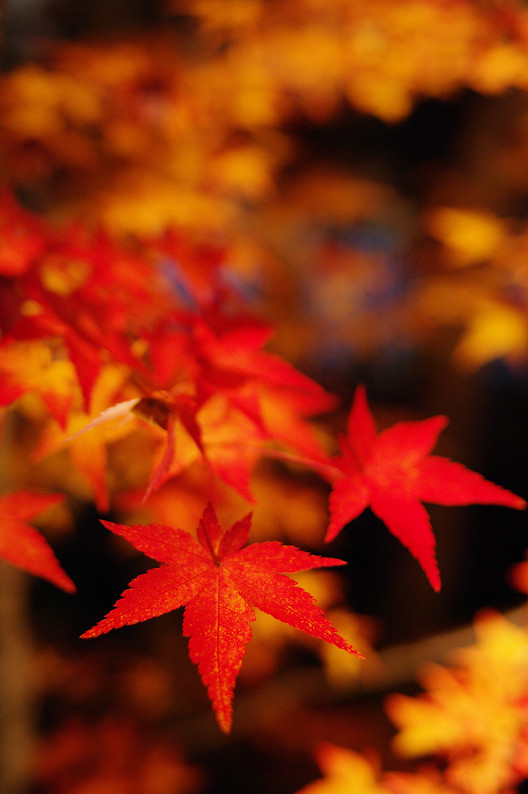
[217, 716, 232, 734]
[60, 575, 77, 594]
[436, 414, 449, 429]
[323, 522, 340, 544]
[321, 556, 348, 567]
[430, 570, 441, 593]
[79, 623, 106, 640]
[354, 383, 368, 401]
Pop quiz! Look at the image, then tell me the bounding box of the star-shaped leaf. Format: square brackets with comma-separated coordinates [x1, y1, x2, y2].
[0, 491, 75, 592]
[327, 385, 526, 591]
[386, 610, 528, 794]
[81, 502, 361, 732]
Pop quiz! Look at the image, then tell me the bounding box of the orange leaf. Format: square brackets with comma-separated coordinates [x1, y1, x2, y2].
[0, 340, 78, 428]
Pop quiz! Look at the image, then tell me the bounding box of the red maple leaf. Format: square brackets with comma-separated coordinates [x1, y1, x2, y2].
[326, 385, 526, 591]
[0, 491, 75, 592]
[81, 502, 361, 732]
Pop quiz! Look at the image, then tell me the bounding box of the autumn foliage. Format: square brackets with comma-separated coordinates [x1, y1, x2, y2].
[0, 183, 523, 728]
[82, 503, 362, 732]
[327, 385, 525, 591]
[2, 0, 528, 791]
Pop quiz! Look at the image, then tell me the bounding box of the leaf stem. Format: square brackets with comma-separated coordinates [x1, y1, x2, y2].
[259, 446, 344, 481]
[204, 438, 344, 481]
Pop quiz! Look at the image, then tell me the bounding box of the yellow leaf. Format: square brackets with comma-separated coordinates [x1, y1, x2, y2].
[387, 611, 528, 794]
[296, 743, 384, 794]
[34, 366, 137, 511]
[453, 301, 528, 369]
[427, 208, 505, 267]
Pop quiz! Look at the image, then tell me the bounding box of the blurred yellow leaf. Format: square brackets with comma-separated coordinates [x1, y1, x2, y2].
[427, 208, 505, 267]
[0, 340, 79, 427]
[295, 743, 384, 794]
[387, 610, 528, 794]
[453, 301, 528, 369]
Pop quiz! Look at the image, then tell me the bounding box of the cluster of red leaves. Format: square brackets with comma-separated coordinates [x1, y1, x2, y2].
[0, 192, 525, 730]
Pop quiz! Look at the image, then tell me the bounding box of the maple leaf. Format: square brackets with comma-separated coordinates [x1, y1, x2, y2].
[295, 742, 458, 794]
[295, 742, 385, 794]
[81, 502, 361, 732]
[0, 491, 75, 592]
[0, 340, 79, 428]
[386, 610, 528, 794]
[326, 385, 526, 591]
[426, 207, 505, 267]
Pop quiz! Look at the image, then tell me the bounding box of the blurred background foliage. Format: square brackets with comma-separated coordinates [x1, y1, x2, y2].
[2, 0, 528, 792]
